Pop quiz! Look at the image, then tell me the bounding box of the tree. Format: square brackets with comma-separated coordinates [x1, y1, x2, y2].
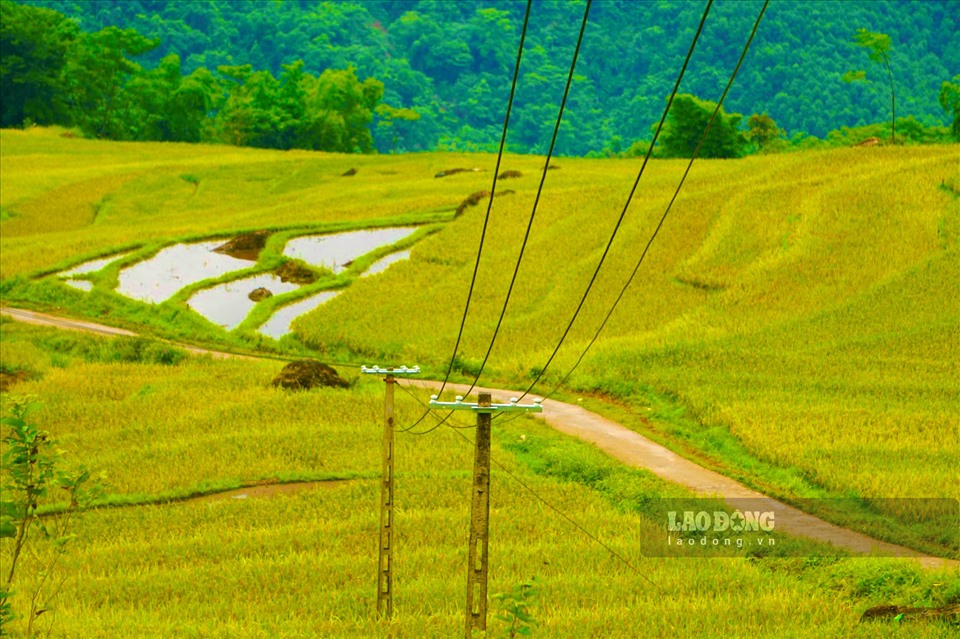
[301, 67, 383, 153]
[939, 75, 960, 141]
[62, 26, 160, 138]
[658, 94, 747, 159]
[374, 103, 421, 153]
[746, 113, 784, 151]
[0, 0, 78, 127]
[213, 64, 285, 148]
[844, 28, 897, 143]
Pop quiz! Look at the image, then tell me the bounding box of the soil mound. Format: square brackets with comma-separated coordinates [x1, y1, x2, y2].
[275, 262, 317, 284]
[342, 168, 358, 176]
[272, 361, 349, 390]
[248, 287, 273, 302]
[498, 170, 522, 179]
[435, 167, 483, 178]
[456, 190, 491, 217]
[213, 230, 270, 261]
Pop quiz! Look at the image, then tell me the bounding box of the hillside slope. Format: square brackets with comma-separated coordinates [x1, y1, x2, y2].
[1, 129, 957, 525]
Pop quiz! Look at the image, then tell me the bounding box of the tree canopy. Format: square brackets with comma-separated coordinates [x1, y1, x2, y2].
[3, 0, 957, 154]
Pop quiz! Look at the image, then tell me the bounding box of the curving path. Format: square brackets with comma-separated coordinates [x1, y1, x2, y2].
[2, 306, 956, 570]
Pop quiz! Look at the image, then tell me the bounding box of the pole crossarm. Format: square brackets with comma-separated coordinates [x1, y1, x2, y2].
[429, 395, 543, 414]
[362, 365, 421, 376]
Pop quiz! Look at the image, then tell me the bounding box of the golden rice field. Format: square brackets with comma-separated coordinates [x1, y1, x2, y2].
[0, 320, 957, 637]
[1, 127, 958, 636]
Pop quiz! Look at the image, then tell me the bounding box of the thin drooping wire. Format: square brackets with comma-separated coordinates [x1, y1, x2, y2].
[460, 0, 593, 399]
[396, 0, 532, 433]
[402, 0, 591, 436]
[398, 382, 668, 599]
[514, 0, 715, 402]
[396, 380, 475, 431]
[490, 0, 770, 429]
[546, 0, 771, 394]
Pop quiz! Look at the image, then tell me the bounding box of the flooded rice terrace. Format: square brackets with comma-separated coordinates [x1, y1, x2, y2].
[54, 228, 416, 337]
[282, 227, 417, 273]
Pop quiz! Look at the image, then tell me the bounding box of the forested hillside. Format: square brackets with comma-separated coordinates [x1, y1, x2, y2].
[8, 0, 960, 154]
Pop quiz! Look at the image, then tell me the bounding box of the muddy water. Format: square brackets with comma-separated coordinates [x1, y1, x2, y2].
[283, 227, 417, 273]
[360, 250, 410, 278]
[117, 241, 250, 303]
[259, 291, 341, 339]
[187, 274, 300, 330]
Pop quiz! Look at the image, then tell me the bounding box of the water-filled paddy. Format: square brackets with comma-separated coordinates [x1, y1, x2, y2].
[57, 227, 420, 335]
[116, 241, 250, 303]
[361, 250, 410, 277]
[187, 274, 300, 330]
[259, 291, 342, 339]
[283, 227, 417, 274]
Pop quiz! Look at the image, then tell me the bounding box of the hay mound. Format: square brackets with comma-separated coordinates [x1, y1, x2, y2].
[272, 361, 349, 390]
[248, 287, 273, 302]
[342, 168, 358, 176]
[854, 137, 880, 147]
[456, 190, 491, 217]
[497, 189, 516, 196]
[213, 230, 270, 261]
[498, 170, 522, 179]
[275, 262, 317, 284]
[435, 167, 483, 178]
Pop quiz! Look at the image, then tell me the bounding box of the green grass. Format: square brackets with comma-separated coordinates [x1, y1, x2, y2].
[1, 321, 957, 637]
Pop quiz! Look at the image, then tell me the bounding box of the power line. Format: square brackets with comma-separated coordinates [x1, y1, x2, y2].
[514, 0, 716, 401]
[493, 0, 771, 428]
[549, 0, 771, 395]
[402, 0, 591, 434]
[398, 381, 669, 599]
[460, 0, 593, 398]
[398, 0, 533, 433]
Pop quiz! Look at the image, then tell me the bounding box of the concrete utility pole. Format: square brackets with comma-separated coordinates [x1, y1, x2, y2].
[429, 392, 542, 637]
[361, 365, 420, 618]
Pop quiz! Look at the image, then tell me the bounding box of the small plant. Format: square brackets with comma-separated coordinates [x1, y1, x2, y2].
[1, 397, 104, 638]
[493, 577, 541, 638]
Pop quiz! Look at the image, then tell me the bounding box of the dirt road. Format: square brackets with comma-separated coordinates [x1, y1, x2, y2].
[3, 306, 956, 569]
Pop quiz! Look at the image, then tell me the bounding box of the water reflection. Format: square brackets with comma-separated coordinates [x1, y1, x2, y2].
[284, 227, 417, 273]
[188, 274, 299, 330]
[59, 251, 135, 277]
[117, 241, 249, 303]
[63, 280, 94, 291]
[360, 250, 410, 278]
[259, 291, 341, 339]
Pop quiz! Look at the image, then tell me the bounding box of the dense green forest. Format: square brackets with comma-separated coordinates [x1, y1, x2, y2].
[3, 0, 958, 154]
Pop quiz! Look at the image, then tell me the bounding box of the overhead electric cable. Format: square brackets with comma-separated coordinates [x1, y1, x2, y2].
[396, 0, 532, 433]
[547, 0, 771, 393]
[513, 0, 715, 402]
[401, 0, 592, 436]
[493, 0, 770, 420]
[460, 0, 593, 397]
[396, 381, 670, 603]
